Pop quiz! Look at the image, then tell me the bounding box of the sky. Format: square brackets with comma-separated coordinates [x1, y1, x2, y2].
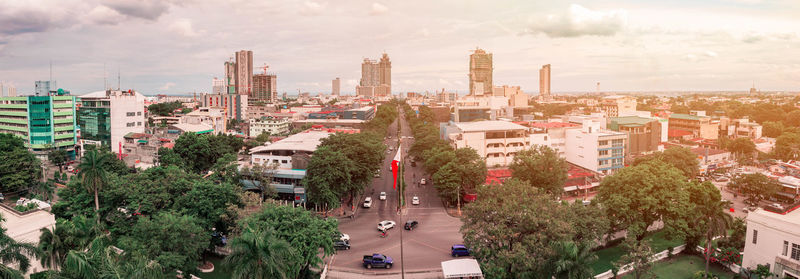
[0, 0, 799, 95]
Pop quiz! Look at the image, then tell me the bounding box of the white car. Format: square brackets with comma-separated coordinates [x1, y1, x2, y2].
[340, 233, 350, 242]
[379, 192, 387, 200]
[374, 171, 380, 178]
[412, 196, 420, 205]
[377, 220, 396, 231]
[363, 197, 372, 208]
[420, 179, 426, 185]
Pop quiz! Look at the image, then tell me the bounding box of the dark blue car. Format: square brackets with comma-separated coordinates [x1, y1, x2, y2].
[451, 244, 470, 257]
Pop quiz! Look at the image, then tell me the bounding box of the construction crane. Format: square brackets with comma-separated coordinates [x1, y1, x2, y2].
[261, 63, 269, 75]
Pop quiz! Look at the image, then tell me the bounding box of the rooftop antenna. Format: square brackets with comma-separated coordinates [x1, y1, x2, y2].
[117, 66, 120, 90]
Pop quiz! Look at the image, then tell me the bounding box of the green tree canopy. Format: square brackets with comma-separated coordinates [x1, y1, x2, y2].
[509, 145, 568, 198]
[0, 133, 42, 193]
[597, 160, 691, 241]
[159, 132, 244, 174]
[117, 211, 208, 274]
[237, 204, 339, 278]
[224, 226, 295, 279]
[729, 173, 780, 206]
[762, 121, 784, 138]
[303, 146, 355, 209]
[775, 132, 800, 161]
[633, 147, 699, 178]
[432, 148, 487, 209]
[147, 101, 182, 116]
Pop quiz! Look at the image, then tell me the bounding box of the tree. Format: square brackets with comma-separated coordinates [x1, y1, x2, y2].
[38, 215, 101, 271]
[616, 240, 655, 279]
[461, 179, 582, 278]
[633, 147, 699, 179]
[48, 148, 69, 172]
[775, 132, 800, 161]
[509, 145, 568, 198]
[432, 148, 486, 213]
[422, 146, 455, 175]
[786, 110, 800, 127]
[762, 121, 784, 138]
[117, 212, 208, 273]
[303, 146, 355, 209]
[549, 241, 597, 279]
[78, 150, 109, 212]
[242, 162, 279, 205]
[254, 131, 271, 144]
[147, 101, 182, 116]
[316, 132, 386, 204]
[0, 133, 42, 193]
[238, 204, 339, 278]
[175, 180, 241, 232]
[0, 213, 40, 279]
[597, 160, 691, 242]
[729, 173, 780, 206]
[165, 132, 244, 174]
[224, 226, 295, 279]
[726, 137, 756, 160]
[688, 181, 733, 278]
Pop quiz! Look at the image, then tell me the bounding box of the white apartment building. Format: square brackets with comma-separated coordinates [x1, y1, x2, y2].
[525, 122, 580, 158]
[181, 107, 226, 134]
[79, 90, 146, 154]
[249, 129, 336, 169]
[743, 208, 800, 278]
[249, 117, 290, 137]
[445, 120, 530, 168]
[600, 95, 637, 117]
[565, 121, 627, 175]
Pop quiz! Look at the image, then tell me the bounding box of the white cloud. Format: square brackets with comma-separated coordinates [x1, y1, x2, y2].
[370, 3, 388, 16]
[526, 4, 627, 38]
[159, 82, 176, 90]
[704, 50, 718, 58]
[299, 1, 325, 16]
[86, 5, 122, 25]
[169, 18, 200, 37]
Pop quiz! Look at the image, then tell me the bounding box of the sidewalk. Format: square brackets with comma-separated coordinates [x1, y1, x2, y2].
[326, 267, 444, 279]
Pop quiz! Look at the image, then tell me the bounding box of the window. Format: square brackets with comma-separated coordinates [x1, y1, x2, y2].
[281, 160, 287, 164]
[126, 112, 136, 116]
[126, 122, 135, 127]
[137, 122, 142, 126]
[137, 111, 142, 116]
[599, 140, 608, 145]
[792, 243, 800, 261]
[784, 241, 789, 256]
[752, 230, 758, 244]
[599, 150, 609, 156]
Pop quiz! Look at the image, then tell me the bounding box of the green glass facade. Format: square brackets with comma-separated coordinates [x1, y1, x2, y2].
[78, 100, 111, 147]
[0, 95, 77, 159]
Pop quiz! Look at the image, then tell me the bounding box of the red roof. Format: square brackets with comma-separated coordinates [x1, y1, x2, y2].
[162, 142, 175, 149]
[668, 129, 692, 137]
[485, 169, 512, 185]
[159, 138, 171, 142]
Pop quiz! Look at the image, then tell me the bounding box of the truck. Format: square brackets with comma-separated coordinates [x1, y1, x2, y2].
[363, 253, 393, 269]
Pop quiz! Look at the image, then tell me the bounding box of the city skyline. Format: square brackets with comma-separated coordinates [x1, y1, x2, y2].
[0, 0, 799, 95]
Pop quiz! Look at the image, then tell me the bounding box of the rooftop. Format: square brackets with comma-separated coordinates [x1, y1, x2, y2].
[172, 123, 213, 133]
[294, 119, 365, 124]
[250, 130, 335, 154]
[455, 120, 527, 132]
[518, 122, 579, 129]
[611, 116, 656, 126]
[669, 113, 702, 121]
[748, 207, 800, 236]
[690, 147, 729, 156]
[441, 259, 483, 279]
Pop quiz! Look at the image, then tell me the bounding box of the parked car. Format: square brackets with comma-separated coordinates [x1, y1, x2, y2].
[334, 240, 351, 250]
[363, 253, 393, 269]
[420, 178, 426, 185]
[412, 196, 420, 205]
[374, 171, 380, 178]
[377, 220, 396, 231]
[379, 192, 387, 201]
[404, 220, 418, 230]
[363, 197, 372, 208]
[451, 244, 470, 257]
[340, 233, 350, 242]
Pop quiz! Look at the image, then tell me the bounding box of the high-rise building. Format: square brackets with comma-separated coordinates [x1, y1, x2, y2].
[234, 50, 253, 95]
[332, 77, 340, 96]
[356, 53, 391, 97]
[252, 74, 277, 103]
[224, 60, 236, 94]
[212, 78, 226, 95]
[78, 89, 145, 154]
[539, 64, 551, 101]
[35, 80, 54, 96]
[202, 93, 248, 121]
[469, 48, 493, 96]
[0, 91, 78, 160]
[7, 85, 16, 97]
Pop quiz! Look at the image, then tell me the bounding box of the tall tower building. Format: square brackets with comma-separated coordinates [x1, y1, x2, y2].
[234, 50, 253, 95]
[252, 74, 277, 103]
[378, 53, 391, 94]
[469, 48, 493, 96]
[224, 60, 236, 94]
[332, 77, 341, 96]
[539, 64, 551, 101]
[356, 53, 391, 97]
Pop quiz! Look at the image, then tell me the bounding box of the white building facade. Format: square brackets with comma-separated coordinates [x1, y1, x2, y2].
[445, 120, 530, 168]
[249, 117, 290, 137]
[743, 208, 800, 278]
[564, 121, 627, 175]
[181, 107, 226, 134]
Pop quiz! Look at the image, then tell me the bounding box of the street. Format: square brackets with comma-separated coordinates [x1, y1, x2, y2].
[328, 107, 467, 278]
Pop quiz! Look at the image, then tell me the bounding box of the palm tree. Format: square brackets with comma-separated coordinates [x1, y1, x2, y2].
[38, 219, 70, 271]
[224, 226, 296, 279]
[550, 240, 598, 279]
[0, 214, 40, 279]
[78, 150, 109, 211]
[700, 199, 733, 278]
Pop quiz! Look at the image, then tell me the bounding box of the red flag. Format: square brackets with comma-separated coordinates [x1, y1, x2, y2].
[391, 146, 402, 189]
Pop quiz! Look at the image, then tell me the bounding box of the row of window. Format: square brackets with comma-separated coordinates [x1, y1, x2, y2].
[126, 122, 143, 127]
[126, 111, 143, 117]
